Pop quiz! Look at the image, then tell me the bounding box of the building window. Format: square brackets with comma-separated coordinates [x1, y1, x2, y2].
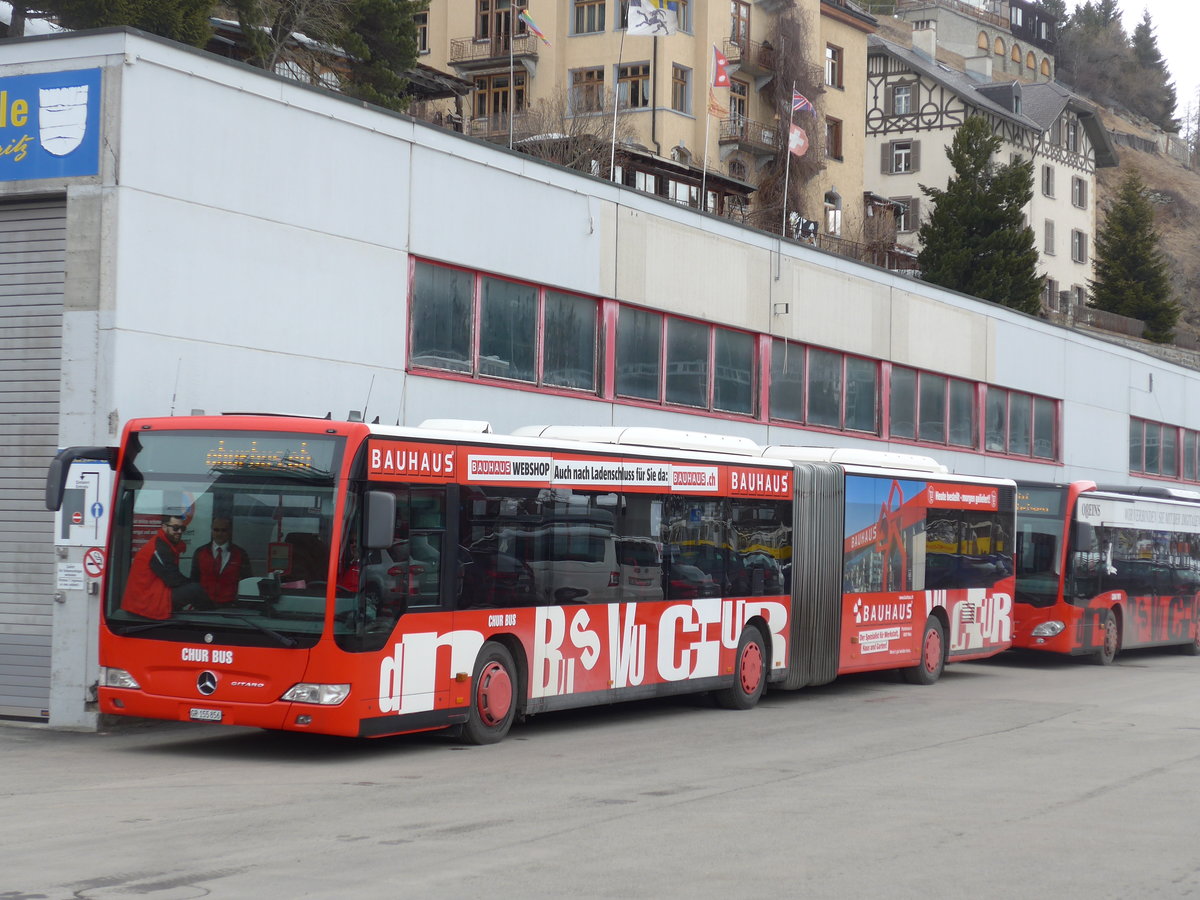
[730, 0, 750, 47]
[414, 11, 428, 53]
[770, 340, 878, 433]
[1026, 51, 1036, 69]
[1071, 176, 1088, 209]
[477, 0, 527, 41]
[825, 117, 843, 160]
[1066, 119, 1079, 152]
[571, 68, 605, 113]
[673, 0, 690, 32]
[634, 170, 657, 193]
[1041, 58, 1052, 76]
[883, 139, 919, 174]
[618, 63, 651, 109]
[1043, 278, 1059, 309]
[891, 83, 913, 115]
[1073, 285, 1087, 306]
[617, 309, 757, 414]
[994, 37, 1005, 56]
[889, 368, 976, 447]
[825, 44, 843, 88]
[1044, 219, 1054, 255]
[667, 177, 699, 207]
[893, 197, 918, 233]
[1130, 418, 1179, 478]
[1071, 229, 1088, 263]
[410, 261, 599, 393]
[729, 79, 748, 121]
[574, 0, 605, 34]
[977, 31, 989, 50]
[475, 71, 526, 121]
[671, 64, 690, 114]
[728, 159, 747, 181]
[824, 190, 842, 235]
[1011, 44, 1021, 63]
[985, 388, 1057, 459]
[1041, 164, 1054, 197]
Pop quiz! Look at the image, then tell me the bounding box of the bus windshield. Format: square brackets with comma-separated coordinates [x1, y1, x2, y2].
[105, 430, 345, 649]
[1014, 484, 1066, 607]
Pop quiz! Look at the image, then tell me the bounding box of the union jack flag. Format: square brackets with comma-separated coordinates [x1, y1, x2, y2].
[792, 90, 815, 114]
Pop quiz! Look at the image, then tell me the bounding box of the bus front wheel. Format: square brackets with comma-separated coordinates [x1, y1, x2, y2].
[462, 642, 518, 744]
[902, 616, 945, 685]
[714, 626, 767, 710]
[1090, 610, 1120, 666]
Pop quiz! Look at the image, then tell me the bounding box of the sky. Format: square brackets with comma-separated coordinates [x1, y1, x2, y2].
[1112, 1, 1200, 123]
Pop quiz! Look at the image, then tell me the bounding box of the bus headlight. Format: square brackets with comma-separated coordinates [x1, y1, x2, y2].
[281, 683, 350, 705]
[1031, 621, 1065, 637]
[102, 667, 141, 689]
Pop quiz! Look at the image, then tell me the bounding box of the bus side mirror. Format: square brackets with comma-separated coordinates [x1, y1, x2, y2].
[45, 446, 117, 511]
[364, 491, 396, 550]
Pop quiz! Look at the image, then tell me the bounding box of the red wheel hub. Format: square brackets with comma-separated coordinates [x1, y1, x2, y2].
[738, 641, 763, 694]
[923, 627, 942, 673]
[476, 661, 513, 726]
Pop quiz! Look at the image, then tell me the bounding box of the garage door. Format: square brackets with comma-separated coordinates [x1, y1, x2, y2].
[0, 199, 66, 720]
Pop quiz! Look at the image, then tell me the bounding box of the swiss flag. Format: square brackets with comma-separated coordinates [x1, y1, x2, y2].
[712, 45, 730, 88]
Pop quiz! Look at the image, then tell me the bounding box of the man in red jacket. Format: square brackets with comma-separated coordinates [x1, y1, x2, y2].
[190, 517, 253, 605]
[121, 515, 212, 619]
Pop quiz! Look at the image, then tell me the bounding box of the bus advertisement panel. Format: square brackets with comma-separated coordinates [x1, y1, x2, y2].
[840, 475, 1014, 680]
[48, 416, 1016, 743]
[1014, 482, 1200, 663]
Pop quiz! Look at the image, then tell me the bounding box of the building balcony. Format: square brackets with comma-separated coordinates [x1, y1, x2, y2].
[718, 116, 778, 158]
[467, 112, 535, 142]
[449, 34, 540, 72]
[722, 37, 775, 78]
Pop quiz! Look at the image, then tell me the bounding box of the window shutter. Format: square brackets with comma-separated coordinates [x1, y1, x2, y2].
[884, 85, 894, 116]
[909, 197, 920, 227]
[882, 142, 891, 174]
[911, 140, 921, 171]
[1081, 180, 1088, 207]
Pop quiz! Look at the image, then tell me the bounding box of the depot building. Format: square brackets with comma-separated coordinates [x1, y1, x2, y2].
[3, 28, 1199, 726]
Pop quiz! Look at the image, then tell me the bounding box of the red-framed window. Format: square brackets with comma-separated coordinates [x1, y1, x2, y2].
[615, 307, 757, 416]
[769, 339, 878, 434]
[407, 260, 1061, 461]
[409, 260, 601, 393]
[1130, 417, 1185, 479]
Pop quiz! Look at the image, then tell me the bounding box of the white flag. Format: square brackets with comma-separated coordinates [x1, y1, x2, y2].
[627, 0, 678, 36]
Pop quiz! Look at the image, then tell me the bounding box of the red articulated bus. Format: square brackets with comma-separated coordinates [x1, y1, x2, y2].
[1013, 481, 1200, 663]
[47, 416, 1016, 742]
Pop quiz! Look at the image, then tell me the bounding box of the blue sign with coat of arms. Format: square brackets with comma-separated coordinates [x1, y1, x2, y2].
[0, 68, 101, 182]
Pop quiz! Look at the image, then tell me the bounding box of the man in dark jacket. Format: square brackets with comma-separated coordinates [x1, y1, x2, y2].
[121, 515, 212, 619]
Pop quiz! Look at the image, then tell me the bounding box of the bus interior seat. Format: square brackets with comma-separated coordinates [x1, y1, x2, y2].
[284, 532, 328, 582]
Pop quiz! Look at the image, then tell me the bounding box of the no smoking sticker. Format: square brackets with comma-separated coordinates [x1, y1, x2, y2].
[83, 547, 106, 578]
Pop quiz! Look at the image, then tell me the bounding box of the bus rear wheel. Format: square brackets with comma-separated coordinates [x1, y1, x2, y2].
[1090, 610, 1120, 666]
[462, 642, 518, 744]
[902, 616, 945, 685]
[714, 626, 767, 710]
[1179, 611, 1200, 655]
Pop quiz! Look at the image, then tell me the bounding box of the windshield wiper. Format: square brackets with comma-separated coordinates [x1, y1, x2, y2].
[196, 610, 299, 647]
[116, 612, 298, 647]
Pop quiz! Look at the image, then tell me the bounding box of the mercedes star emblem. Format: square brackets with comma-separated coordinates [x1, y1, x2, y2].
[197, 671, 218, 696]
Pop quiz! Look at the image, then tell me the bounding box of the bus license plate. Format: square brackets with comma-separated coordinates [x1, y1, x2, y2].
[189, 707, 222, 722]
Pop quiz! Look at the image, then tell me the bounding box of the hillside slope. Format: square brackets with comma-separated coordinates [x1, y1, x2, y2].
[1094, 108, 1200, 342]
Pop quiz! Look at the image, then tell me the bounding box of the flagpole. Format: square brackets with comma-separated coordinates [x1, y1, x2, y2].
[610, 25, 627, 180]
[508, 9, 516, 150]
[700, 52, 712, 210]
[780, 80, 796, 238]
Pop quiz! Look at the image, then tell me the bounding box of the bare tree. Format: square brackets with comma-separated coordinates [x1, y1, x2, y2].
[512, 91, 639, 176]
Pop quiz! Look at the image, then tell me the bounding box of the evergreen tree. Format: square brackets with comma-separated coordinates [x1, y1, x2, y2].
[917, 116, 1044, 315]
[31, 0, 213, 44]
[1089, 171, 1179, 343]
[1129, 11, 1179, 131]
[333, 0, 423, 111]
[233, 0, 423, 113]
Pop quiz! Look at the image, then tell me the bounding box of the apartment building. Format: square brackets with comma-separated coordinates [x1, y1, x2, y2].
[864, 25, 1117, 310]
[414, 0, 876, 245]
